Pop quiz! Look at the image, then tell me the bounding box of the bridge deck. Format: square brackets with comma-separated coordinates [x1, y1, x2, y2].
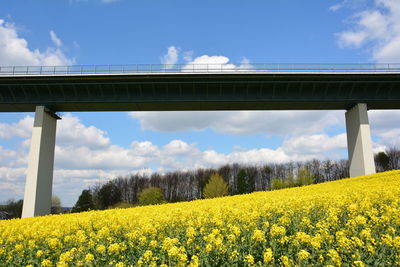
[0, 70, 399, 112]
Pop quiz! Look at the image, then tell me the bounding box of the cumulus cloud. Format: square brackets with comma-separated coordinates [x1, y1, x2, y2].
[0, 116, 33, 139]
[161, 46, 179, 68]
[369, 110, 400, 148]
[129, 110, 344, 136]
[0, 19, 73, 66]
[182, 55, 253, 72]
[160, 45, 253, 72]
[336, 0, 400, 62]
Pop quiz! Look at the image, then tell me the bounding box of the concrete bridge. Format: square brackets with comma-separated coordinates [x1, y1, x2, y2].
[1, 63, 399, 217]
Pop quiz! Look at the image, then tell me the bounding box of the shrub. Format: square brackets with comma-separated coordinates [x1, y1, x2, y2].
[203, 173, 229, 198]
[138, 187, 165, 206]
[297, 168, 315, 186]
[270, 178, 285, 190]
[109, 202, 134, 209]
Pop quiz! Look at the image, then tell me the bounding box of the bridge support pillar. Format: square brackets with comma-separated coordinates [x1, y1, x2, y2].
[345, 103, 376, 177]
[22, 106, 60, 218]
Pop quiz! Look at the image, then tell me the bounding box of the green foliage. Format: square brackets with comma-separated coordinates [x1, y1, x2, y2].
[138, 187, 165, 206]
[203, 173, 229, 199]
[0, 199, 23, 219]
[109, 202, 134, 209]
[236, 169, 248, 194]
[271, 168, 315, 190]
[72, 190, 94, 213]
[375, 151, 390, 171]
[270, 179, 285, 190]
[297, 168, 315, 186]
[97, 182, 122, 209]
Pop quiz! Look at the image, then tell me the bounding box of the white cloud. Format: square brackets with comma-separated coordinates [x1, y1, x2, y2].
[369, 110, 400, 147]
[0, 116, 33, 139]
[330, 4, 343, 11]
[336, 0, 400, 62]
[160, 46, 253, 72]
[129, 110, 344, 136]
[57, 114, 110, 148]
[49, 30, 62, 47]
[183, 55, 233, 72]
[0, 19, 73, 66]
[282, 133, 347, 155]
[161, 46, 179, 68]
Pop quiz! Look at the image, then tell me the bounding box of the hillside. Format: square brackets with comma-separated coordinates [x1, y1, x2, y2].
[1, 170, 400, 266]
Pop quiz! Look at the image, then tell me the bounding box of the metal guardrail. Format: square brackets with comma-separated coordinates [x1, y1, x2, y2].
[0, 63, 400, 76]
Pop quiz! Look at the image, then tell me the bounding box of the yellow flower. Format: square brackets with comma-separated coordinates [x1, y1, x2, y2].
[59, 251, 73, 262]
[108, 243, 120, 255]
[270, 224, 286, 237]
[96, 244, 106, 254]
[252, 229, 265, 242]
[280, 256, 290, 267]
[298, 249, 310, 260]
[167, 246, 180, 257]
[188, 255, 199, 267]
[85, 253, 94, 263]
[263, 248, 273, 263]
[36, 250, 44, 258]
[149, 240, 158, 248]
[230, 250, 239, 260]
[14, 244, 23, 252]
[244, 254, 254, 265]
[328, 249, 342, 266]
[41, 259, 52, 267]
[353, 260, 365, 267]
[56, 261, 68, 267]
[354, 215, 367, 225]
[186, 227, 196, 238]
[47, 238, 60, 250]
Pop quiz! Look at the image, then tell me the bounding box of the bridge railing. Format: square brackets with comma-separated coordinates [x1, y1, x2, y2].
[0, 63, 400, 75]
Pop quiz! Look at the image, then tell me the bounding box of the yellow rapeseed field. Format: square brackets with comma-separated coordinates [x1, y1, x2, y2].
[1, 170, 400, 266]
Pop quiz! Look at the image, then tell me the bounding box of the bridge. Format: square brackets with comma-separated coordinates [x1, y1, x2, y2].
[1, 63, 400, 218]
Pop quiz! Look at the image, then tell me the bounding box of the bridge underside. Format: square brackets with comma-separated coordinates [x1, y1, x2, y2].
[0, 73, 400, 112]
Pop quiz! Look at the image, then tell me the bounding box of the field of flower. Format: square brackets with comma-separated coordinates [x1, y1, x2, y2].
[1, 170, 400, 267]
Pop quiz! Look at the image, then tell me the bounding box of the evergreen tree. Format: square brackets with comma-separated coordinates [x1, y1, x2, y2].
[375, 152, 390, 172]
[97, 182, 122, 209]
[203, 173, 229, 199]
[72, 190, 94, 213]
[236, 169, 248, 194]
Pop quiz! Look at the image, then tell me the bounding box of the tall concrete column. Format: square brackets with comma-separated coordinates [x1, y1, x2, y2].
[22, 106, 60, 218]
[345, 103, 376, 177]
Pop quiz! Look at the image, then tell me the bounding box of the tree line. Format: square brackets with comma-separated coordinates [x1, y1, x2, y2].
[72, 159, 349, 211]
[75, 147, 397, 211]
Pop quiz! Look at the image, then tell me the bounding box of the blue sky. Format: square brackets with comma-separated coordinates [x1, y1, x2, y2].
[1, 0, 400, 206]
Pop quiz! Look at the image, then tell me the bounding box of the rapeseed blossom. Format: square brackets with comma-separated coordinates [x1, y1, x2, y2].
[1, 170, 400, 266]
